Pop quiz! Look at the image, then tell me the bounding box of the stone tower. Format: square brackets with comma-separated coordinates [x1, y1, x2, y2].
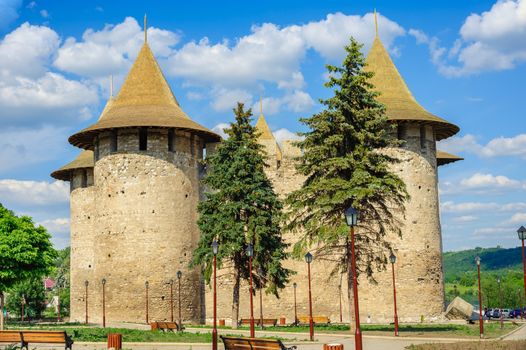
[52, 35, 220, 324]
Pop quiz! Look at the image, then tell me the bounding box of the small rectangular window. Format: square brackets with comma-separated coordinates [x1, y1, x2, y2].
[420, 125, 427, 153]
[139, 128, 148, 151]
[397, 124, 405, 140]
[81, 170, 88, 188]
[94, 137, 99, 160]
[168, 130, 174, 152]
[110, 130, 118, 152]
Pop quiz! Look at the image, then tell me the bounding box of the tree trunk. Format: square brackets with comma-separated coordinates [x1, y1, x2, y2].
[231, 267, 241, 329]
[0, 292, 4, 330]
[346, 240, 355, 333]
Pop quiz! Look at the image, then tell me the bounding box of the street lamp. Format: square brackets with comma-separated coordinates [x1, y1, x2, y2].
[102, 278, 106, 328]
[389, 253, 399, 337]
[475, 256, 483, 338]
[258, 267, 264, 330]
[517, 226, 526, 319]
[345, 206, 362, 350]
[84, 280, 89, 324]
[145, 281, 149, 325]
[246, 243, 255, 338]
[293, 282, 298, 325]
[177, 271, 182, 331]
[305, 252, 314, 341]
[211, 239, 219, 350]
[169, 279, 174, 322]
[21, 295, 26, 322]
[338, 283, 343, 323]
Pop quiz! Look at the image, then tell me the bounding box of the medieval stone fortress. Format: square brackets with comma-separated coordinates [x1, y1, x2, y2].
[51, 21, 462, 325]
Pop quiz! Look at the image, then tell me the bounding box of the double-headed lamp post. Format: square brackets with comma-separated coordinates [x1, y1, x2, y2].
[177, 271, 182, 331]
[246, 243, 255, 338]
[389, 253, 399, 337]
[475, 256, 483, 338]
[305, 252, 314, 341]
[518, 226, 526, 319]
[211, 240, 219, 350]
[345, 206, 362, 350]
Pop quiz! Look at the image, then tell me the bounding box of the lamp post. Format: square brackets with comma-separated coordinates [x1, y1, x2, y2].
[305, 252, 314, 341]
[518, 226, 526, 319]
[102, 278, 106, 328]
[169, 279, 174, 322]
[517, 289, 522, 320]
[21, 295, 25, 322]
[145, 281, 149, 325]
[85, 280, 89, 324]
[390, 253, 399, 337]
[293, 282, 298, 325]
[177, 271, 182, 331]
[345, 206, 362, 350]
[498, 277, 503, 329]
[258, 267, 264, 330]
[211, 240, 219, 350]
[338, 283, 343, 323]
[475, 256, 483, 338]
[57, 288, 61, 322]
[246, 243, 255, 338]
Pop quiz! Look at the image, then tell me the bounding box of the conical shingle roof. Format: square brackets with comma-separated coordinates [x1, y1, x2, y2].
[255, 112, 282, 160]
[365, 37, 459, 140]
[436, 149, 463, 166]
[69, 43, 220, 149]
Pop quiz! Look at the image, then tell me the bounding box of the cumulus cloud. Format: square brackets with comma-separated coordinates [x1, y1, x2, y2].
[210, 88, 253, 112]
[273, 128, 302, 146]
[441, 201, 526, 213]
[441, 173, 526, 194]
[211, 123, 230, 139]
[411, 0, 526, 76]
[251, 91, 315, 116]
[508, 213, 526, 224]
[0, 179, 69, 206]
[38, 217, 69, 234]
[452, 215, 478, 223]
[438, 133, 526, 159]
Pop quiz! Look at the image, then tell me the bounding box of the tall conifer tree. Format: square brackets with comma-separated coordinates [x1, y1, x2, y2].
[286, 38, 408, 326]
[192, 103, 291, 327]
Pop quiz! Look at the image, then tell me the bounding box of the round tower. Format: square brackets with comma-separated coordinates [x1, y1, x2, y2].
[360, 19, 462, 321]
[65, 34, 220, 324]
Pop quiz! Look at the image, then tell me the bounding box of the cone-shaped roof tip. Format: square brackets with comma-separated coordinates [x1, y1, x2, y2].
[69, 39, 220, 149]
[365, 32, 459, 140]
[374, 9, 378, 38]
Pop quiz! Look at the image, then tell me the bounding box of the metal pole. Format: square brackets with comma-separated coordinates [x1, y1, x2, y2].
[212, 255, 218, 350]
[350, 226, 363, 350]
[85, 281, 89, 324]
[249, 255, 255, 337]
[499, 279, 503, 329]
[522, 238, 526, 319]
[339, 284, 343, 323]
[21, 298, 24, 322]
[178, 277, 182, 331]
[57, 290, 61, 322]
[145, 281, 149, 325]
[102, 280, 106, 328]
[391, 262, 399, 336]
[293, 283, 297, 325]
[170, 280, 174, 323]
[259, 288, 263, 329]
[307, 261, 314, 341]
[477, 264, 484, 338]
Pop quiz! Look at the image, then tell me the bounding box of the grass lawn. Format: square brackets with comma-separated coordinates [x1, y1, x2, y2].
[406, 340, 526, 350]
[191, 321, 518, 338]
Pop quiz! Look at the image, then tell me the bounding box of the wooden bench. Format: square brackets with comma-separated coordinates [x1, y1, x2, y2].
[221, 335, 297, 350]
[297, 315, 331, 325]
[150, 321, 182, 332]
[0, 330, 73, 350]
[238, 318, 278, 327]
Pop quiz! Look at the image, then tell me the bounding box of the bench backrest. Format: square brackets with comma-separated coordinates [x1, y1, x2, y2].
[165, 322, 178, 329]
[222, 336, 282, 350]
[0, 331, 23, 343]
[21, 331, 67, 344]
[313, 316, 330, 323]
[261, 318, 277, 325]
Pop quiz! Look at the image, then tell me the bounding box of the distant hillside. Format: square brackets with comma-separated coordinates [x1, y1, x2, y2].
[443, 246, 523, 280]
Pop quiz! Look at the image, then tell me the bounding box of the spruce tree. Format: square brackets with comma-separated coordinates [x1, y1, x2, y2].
[192, 102, 291, 327]
[286, 38, 409, 326]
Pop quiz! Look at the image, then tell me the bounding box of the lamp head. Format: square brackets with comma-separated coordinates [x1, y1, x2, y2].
[344, 206, 359, 227]
[389, 253, 396, 264]
[211, 239, 219, 255]
[293, 282, 297, 288]
[518, 226, 526, 240]
[305, 252, 313, 264]
[101, 278, 106, 285]
[177, 270, 182, 279]
[246, 243, 254, 257]
[475, 256, 480, 266]
[84, 280, 89, 287]
[145, 281, 149, 287]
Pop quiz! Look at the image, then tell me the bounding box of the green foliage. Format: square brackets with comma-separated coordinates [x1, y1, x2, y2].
[53, 247, 70, 290]
[0, 203, 56, 292]
[285, 37, 408, 278]
[6, 277, 46, 319]
[192, 103, 291, 296]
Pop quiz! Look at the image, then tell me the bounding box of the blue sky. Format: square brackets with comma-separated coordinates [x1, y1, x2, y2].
[0, 0, 525, 251]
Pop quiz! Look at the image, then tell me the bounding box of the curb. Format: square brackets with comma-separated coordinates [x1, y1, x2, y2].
[499, 322, 526, 340]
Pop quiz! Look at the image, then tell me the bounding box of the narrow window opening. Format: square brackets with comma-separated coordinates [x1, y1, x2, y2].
[420, 125, 427, 153]
[168, 130, 174, 152]
[110, 130, 118, 152]
[202, 147, 207, 159]
[277, 160, 281, 168]
[81, 170, 88, 188]
[139, 128, 148, 151]
[94, 137, 100, 160]
[397, 124, 405, 140]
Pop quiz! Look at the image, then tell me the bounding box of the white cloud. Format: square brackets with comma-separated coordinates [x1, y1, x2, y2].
[441, 201, 526, 213]
[458, 173, 525, 191]
[39, 9, 49, 18]
[211, 123, 230, 139]
[452, 215, 478, 223]
[38, 217, 69, 234]
[509, 213, 526, 224]
[0, 179, 69, 206]
[210, 88, 253, 112]
[0, 0, 21, 29]
[273, 128, 302, 146]
[411, 0, 526, 76]
[251, 91, 315, 116]
[437, 133, 526, 159]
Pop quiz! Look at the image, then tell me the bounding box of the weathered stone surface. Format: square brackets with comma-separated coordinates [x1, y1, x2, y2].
[444, 297, 474, 320]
